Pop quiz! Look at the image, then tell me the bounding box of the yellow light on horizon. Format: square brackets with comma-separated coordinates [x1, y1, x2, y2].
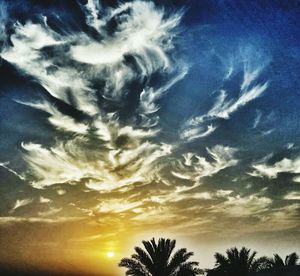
[106, 251, 115, 258]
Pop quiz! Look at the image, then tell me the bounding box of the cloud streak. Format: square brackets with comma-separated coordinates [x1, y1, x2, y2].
[172, 145, 238, 184]
[9, 198, 33, 213]
[0, 162, 25, 180]
[250, 155, 300, 181]
[181, 51, 269, 142]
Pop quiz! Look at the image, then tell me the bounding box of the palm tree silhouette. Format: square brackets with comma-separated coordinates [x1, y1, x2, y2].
[119, 238, 203, 276]
[268, 252, 299, 268]
[206, 247, 269, 276]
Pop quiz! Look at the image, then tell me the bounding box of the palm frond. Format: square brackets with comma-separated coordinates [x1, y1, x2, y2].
[132, 246, 154, 274]
[285, 252, 299, 266]
[119, 258, 148, 276]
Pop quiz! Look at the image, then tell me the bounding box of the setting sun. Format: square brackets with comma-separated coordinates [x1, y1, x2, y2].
[106, 252, 115, 258]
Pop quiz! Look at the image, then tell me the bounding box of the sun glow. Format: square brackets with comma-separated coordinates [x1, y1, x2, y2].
[106, 251, 115, 258]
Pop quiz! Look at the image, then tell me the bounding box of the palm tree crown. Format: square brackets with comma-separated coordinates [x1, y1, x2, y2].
[207, 247, 269, 276]
[269, 252, 299, 268]
[119, 238, 203, 276]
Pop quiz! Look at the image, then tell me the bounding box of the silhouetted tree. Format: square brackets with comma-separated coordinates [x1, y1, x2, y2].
[119, 238, 203, 276]
[268, 252, 299, 268]
[257, 252, 300, 275]
[206, 247, 270, 276]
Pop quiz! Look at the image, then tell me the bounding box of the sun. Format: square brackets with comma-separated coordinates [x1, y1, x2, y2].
[106, 251, 115, 258]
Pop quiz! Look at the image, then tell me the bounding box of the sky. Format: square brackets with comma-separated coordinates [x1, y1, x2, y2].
[0, 0, 300, 275]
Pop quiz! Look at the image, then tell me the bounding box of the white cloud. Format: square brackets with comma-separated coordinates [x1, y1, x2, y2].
[21, 135, 172, 191]
[0, 161, 25, 180]
[286, 143, 295, 150]
[284, 192, 300, 200]
[0, 216, 81, 224]
[0, 0, 187, 194]
[250, 156, 300, 181]
[57, 189, 66, 195]
[15, 100, 89, 134]
[40, 196, 52, 203]
[260, 128, 275, 136]
[9, 198, 33, 213]
[1, 1, 286, 236]
[84, 0, 103, 30]
[147, 189, 233, 205]
[72, 1, 182, 67]
[211, 194, 272, 217]
[180, 124, 217, 142]
[139, 67, 188, 116]
[252, 110, 262, 128]
[172, 145, 238, 184]
[293, 175, 300, 183]
[96, 199, 142, 214]
[180, 53, 269, 142]
[38, 207, 62, 217]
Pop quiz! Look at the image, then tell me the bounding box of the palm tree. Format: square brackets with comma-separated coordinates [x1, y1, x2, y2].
[269, 252, 299, 268]
[206, 247, 270, 276]
[119, 238, 203, 276]
[269, 252, 299, 272]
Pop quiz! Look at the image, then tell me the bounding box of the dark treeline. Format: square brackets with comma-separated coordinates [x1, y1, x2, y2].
[119, 238, 300, 276]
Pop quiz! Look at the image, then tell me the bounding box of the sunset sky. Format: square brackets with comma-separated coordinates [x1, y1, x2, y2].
[0, 0, 300, 275]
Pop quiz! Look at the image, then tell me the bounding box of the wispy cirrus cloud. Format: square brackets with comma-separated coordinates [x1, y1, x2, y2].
[171, 145, 238, 184]
[180, 50, 270, 142]
[0, 161, 25, 180]
[0, 0, 184, 194]
[9, 198, 33, 213]
[15, 100, 89, 134]
[2, 0, 293, 242]
[252, 110, 262, 128]
[250, 155, 300, 181]
[210, 194, 272, 217]
[0, 216, 82, 224]
[284, 191, 300, 200]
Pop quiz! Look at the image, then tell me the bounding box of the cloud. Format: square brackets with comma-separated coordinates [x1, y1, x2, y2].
[250, 156, 300, 181]
[293, 175, 300, 183]
[145, 189, 233, 205]
[38, 207, 62, 217]
[180, 124, 217, 142]
[180, 51, 269, 142]
[171, 145, 238, 184]
[0, 216, 82, 224]
[72, 1, 182, 67]
[21, 133, 172, 191]
[138, 67, 188, 116]
[9, 198, 33, 213]
[15, 100, 89, 134]
[284, 192, 300, 200]
[0, 0, 187, 194]
[84, 0, 103, 30]
[96, 199, 142, 214]
[0, 161, 25, 180]
[0, 2, 7, 45]
[260, 128, 275, 136]
[286, 143, 296, 150]
[259, 204, 300, 232]
[211, 194, 272, 217]
[252, 110, 262, 128]
[39, 196, 52, 204]
[1, 0, 294, 241]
